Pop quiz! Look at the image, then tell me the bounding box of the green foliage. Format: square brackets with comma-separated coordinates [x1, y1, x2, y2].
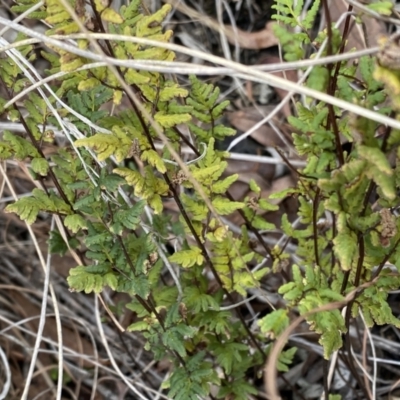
[166, 351, 220, 400]
[259, 309, 289, 339]
[187, 76, 236, 140]
[367, 1, 393, 15]
[68, 265, 118, 293]
[5, 188, 71, 224]
[169, 246, 204, 268]
[272, 0, 321, 61]
[264, 344, 298, 372]
[113, 166, 169, 213]
[4, 0, 400, 398]
[270, 0, 400, 374]
[66, 86, 113, 124]
[0, 131, 40, 160]
[217, 377, 258, 400]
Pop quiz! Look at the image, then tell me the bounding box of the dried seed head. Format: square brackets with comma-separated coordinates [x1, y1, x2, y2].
[172, 170, 187, 185]
[380, 208, 397, 239]
[247, 196, 258, 210]
[377, 33, 400, 69]
[149, 252, 158, 265]
[128, 139, 140, 158]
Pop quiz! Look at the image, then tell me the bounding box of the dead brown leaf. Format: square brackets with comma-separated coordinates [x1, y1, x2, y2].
[164, 0, 279, 49]
[224, 21, 278, 50]
[227, 106, 289, 148]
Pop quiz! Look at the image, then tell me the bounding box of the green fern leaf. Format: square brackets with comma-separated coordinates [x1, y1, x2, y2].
[199, 310, 231, 335]
[259, 309, 289, 339]
[113, 200, 146, 230]
[276, 346, 297, 372]
[367, 1, 393, 15]
[159, 82, 188, 101]
[31, 157, 49, 176]
[211, 174, 238, 194]
[162, 326, 192, 358]
[181, 193, 208, 220]
[3, 131, 40, 159]
[120, 0, 141, 19]
[64, 214, 88, 233]
[184, 286, 220, 312]
[113, 166, 169, 199]
[212, 124, 236, 139]
[303, 0, 320, 29]
[141, 149, 166, 173]
[191, 163, 224, 184]
[127, 320, 150, 332]
[75, 133, 131, 162]
[78, 77, 100, 91]
[279, 282, 303, 302]
[136, 4, 172, 37]
[103, 272, 119, 290]
[169, 246, 204, 268]
[319, 325, 343, 359]
[6, 188, 71, 224]
[67, 265, 117, 294]
[125, 69, 151, 85]
[217, 378, 258, 400]
[154, 111, 191, 128]
[210, 341, 249, 374]
[0, 142, 13, 159]
[212, 196, 245, 215]
[334, 231, 358, 270]
[101, 8, 124, 23]
[250, 215, 276, 230]
[211, 100, 230, 119]
[358, 145, 393, 175]
[5, 197, 41, 225]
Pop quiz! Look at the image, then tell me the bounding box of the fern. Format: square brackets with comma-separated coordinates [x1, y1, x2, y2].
[4, 0, 400, 398]
[272, 0, 321, 61]
[269, 0, 400, 371]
